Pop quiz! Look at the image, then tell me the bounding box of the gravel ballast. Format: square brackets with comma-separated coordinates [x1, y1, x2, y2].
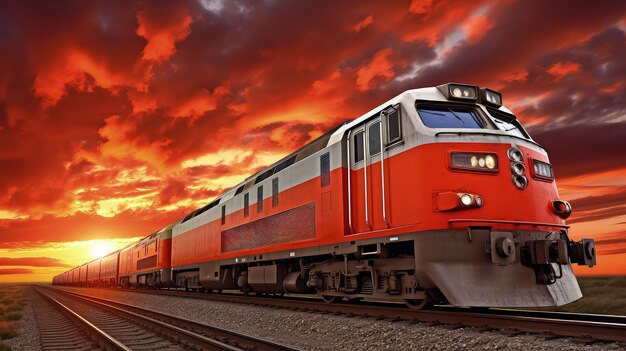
[54, 287, 624, 351]
[5, 287, 42, 351]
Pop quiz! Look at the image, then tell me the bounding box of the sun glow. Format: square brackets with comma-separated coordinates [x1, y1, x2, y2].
[89, 241, 115, 260]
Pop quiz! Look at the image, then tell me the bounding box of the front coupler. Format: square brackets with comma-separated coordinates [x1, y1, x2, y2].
[520, 233, 596, 285]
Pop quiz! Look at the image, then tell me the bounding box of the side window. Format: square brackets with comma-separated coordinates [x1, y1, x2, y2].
[243, 193, 249, 217]
[387, 109, 401, 144]
[257, 186, 263, 213]
[368, 122, 381, 156]
[353, 131, 364, 163]
[272, 178, 279, 207]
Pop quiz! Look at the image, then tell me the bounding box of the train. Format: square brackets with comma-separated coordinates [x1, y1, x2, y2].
[53, 83, 597, 309]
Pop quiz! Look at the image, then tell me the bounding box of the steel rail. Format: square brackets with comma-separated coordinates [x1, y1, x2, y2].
[45, 286, 301, 351]
[34, 287, 131, 351]
[56, 286, 626, 343]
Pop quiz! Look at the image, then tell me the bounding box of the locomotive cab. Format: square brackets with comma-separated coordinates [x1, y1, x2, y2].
[387, 83, 596, 306]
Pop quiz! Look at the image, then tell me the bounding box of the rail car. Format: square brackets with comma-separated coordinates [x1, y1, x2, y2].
[118, 224, 174, 288]
[53, 83, 596, 309]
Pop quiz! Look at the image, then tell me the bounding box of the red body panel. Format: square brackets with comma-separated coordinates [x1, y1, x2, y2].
[100, 251, 119, 284]
[87, 259, 101, 283]
[172, 142, 563, 267]
[119, 235, 171, 277]
[78, 264, 87, 284]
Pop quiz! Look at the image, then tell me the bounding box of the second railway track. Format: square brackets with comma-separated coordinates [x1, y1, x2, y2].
[35, 286, 301, 351]
[53, 285, 626, 345]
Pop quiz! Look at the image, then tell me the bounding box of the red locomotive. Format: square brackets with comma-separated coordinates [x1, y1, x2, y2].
[53, 83, 596, 309]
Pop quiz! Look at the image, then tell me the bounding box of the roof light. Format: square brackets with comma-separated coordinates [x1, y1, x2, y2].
[479, 88, 502, 107]
[437, 83, 478, 101]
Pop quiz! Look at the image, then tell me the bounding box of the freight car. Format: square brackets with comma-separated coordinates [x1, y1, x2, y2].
[118, 224, 175, 288]
[86, 258, 101, 286]
[100, 250, 120, 287]
[53, 83, 596, 309]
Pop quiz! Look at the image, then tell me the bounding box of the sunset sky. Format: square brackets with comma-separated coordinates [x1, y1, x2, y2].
[1, 0, 625, 282]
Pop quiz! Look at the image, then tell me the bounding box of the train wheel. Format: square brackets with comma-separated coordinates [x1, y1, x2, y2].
[404, 299, 431, 310]
[347, 297, 363, 303]
[321, 295, 341, 304]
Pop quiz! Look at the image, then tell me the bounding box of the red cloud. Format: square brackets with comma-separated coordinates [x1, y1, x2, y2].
[136, 2, 193, 62]
[0, 257, 70, 267]
[461, 14, 493, 44]
[353, 15, 374, 33]
[356, 48, 396, 91]
[0, 268, 33, 275]
[546, 61, 581, 80]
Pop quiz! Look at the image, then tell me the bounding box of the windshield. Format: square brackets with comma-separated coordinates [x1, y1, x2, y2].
[485, 107, 530, 139]
[492, 118, 527, 139]
[417, 107, 483, 129]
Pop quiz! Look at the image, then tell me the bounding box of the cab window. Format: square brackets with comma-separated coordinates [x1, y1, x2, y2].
[368, 122, 381, 156]
[387, 109, 401, 144]
[417, 107, 483, 129]
[353, 131, 364, 163]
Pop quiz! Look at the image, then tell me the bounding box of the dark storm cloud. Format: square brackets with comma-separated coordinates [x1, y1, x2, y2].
[531, 122, 626, 179]
[402, 0, 626, 89]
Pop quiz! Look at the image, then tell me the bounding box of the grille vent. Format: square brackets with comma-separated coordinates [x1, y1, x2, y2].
[320, 152, 330, 187]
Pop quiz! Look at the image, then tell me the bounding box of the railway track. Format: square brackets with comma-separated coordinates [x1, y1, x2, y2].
[35, 286, 301, 351]
[55, 286, 626, 345]
[32, 288, 105, 350]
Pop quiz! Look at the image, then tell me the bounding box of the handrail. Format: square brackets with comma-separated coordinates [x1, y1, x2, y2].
[363, 130, 371, 230]
[378, 116, 389, 228]
[346, 130, 353, 233]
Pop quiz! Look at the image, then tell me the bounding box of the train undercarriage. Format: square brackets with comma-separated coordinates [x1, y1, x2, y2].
[170, 229, 595, 309]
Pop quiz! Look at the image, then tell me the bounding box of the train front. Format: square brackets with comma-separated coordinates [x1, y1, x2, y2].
[410, 83, 596, 307]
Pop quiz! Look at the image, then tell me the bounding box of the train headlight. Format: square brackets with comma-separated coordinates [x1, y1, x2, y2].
[451, 152, 498, 172]
[510, 162, 525, 176]
[512, 175, 528, 190]
[460, 194, 472, 206]
[485, 155, 496, 169]
[437, 83, 478, 101]
[434, 192, 484, 211]
[475, 195, 484, 207]
[532, 159, 554, 180]
[507, 147, 523, 162]
[479, 88, 502, 107]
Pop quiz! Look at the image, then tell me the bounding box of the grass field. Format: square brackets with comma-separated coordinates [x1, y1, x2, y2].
[535, 276, 626, 315]
[0, 285, 25, 351]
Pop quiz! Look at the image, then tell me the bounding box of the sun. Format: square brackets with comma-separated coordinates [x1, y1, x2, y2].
[89, 241, 114, 260]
